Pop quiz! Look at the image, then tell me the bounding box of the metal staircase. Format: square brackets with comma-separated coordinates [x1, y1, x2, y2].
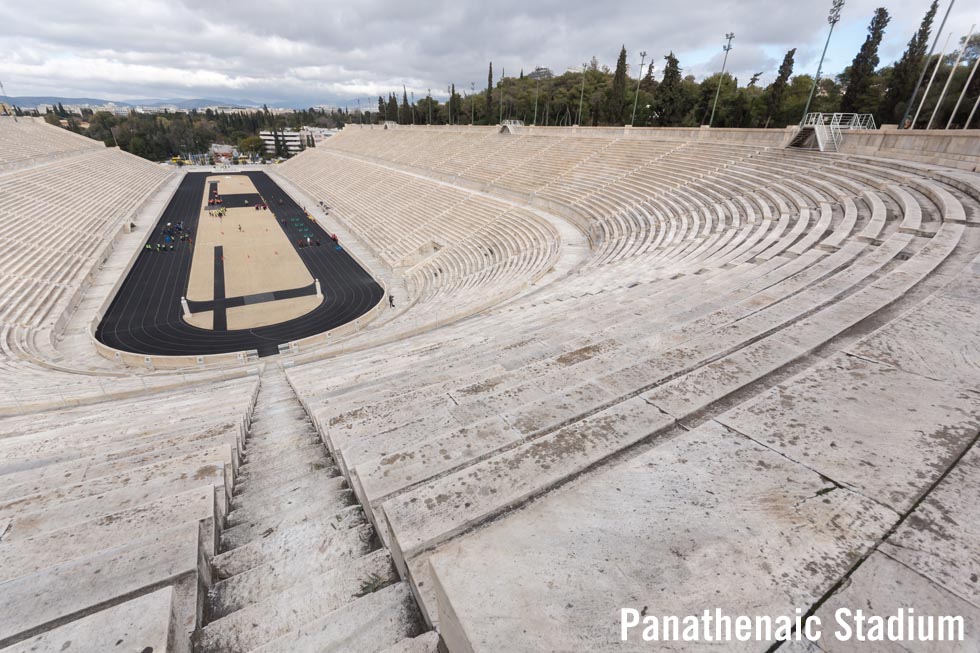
[791, 113, 877, 152]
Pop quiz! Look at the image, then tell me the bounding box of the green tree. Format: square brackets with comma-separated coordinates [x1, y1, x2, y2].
[486, 62, 494, 124]
[654, 52, 686, 126]
[387, 93, 398, 122]
[238, 135, 265, 159]
[764, 48, 796, 127]
[881, 1, 938, 124]
[606, 45, 629, 124]
[400, 87, 411, 124]
[841, 7, 891, 116]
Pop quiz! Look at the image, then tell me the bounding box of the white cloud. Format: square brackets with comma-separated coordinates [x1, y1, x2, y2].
[1, 0, 978, 105]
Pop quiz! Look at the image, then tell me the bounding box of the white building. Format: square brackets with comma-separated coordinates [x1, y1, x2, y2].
[300, 126, 339, 145]
[258, 129, 304, 156]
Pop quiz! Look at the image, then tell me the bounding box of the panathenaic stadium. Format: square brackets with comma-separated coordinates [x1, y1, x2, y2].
[1, 115, 979, 652]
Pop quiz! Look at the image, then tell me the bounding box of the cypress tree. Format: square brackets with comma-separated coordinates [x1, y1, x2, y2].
[765, 48, 796, 127]
[641, 62, 656, 92]
[880, 1, 938, 123]
[841, 7, 891, 115]
[401, 87, 410, 125]
[387, 93, 398, 123]
[655, 52, 684, 126]
[607, 45, 629, 124]
[486, 62, 493, 124]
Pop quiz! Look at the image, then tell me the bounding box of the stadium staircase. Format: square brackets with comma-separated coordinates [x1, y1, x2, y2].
[193, 367, 435, 653]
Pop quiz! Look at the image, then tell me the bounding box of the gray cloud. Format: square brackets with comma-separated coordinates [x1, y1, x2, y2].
[1, 0, 978, 106]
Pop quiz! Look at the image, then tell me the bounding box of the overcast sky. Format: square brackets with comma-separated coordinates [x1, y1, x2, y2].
[1, 0, 978, 107]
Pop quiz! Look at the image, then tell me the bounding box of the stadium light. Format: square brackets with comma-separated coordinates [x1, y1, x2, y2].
[929, 24, 974, 130]
[901, 0, 955, 129]
[631, 51, 648, 127]
[801, 0, 845, 123]
[947, 43, 980, 128]
[913, 32, 953, 128]
[534, 79, 540, 126]
[709, 35, 734, 127]
[967, 89, 980, 129]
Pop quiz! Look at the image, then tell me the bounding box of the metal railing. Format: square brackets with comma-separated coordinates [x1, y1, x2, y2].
[800, 113, 877, 152]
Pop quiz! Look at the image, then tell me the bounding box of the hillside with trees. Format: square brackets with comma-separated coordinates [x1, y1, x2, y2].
[25, 2, 980, 163]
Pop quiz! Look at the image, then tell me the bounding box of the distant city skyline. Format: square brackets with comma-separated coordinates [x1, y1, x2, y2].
[2, 0, 978, 108]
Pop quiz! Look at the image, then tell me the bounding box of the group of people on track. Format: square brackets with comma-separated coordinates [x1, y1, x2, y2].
[145, 221, 191, 253]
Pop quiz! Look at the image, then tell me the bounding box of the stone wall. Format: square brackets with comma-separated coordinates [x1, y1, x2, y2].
[837, 129, 980, 172]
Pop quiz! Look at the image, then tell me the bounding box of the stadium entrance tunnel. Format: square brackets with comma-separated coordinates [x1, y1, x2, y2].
[96, 171, 383, 358]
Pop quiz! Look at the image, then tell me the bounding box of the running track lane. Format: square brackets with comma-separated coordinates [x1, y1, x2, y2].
[96, 171, 383, 357]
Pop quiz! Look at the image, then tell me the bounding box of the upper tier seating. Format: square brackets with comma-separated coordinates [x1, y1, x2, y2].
[277, 148, 561, 330]
[0, 118, 181, 411]
[0, 117, 104, 170]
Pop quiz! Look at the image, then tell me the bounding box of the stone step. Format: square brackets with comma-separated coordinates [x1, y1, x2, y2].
[213, 519, 374, 580]
[243, 433, 320, 458]
[349, 380, 618, 533]
[0, 484, 222, 583]
[378, 632, 441, 653]
[0, 417, 243, 482]
[220, 502, 362, 553]
[0, 444, 236, 521]
[237, 443, 331, 480]
[250, 581, 423, 653]
[426, 422, 898, 652]
[2, 587, 177, 653]
[383, 396, 675, 578]
[226, 474, 348, 527]
[195, 549, 397, 652]
[0, 521, 206, 651]
[2, 459, 230, 542]
[233, 458, 338, 496]
[0, 436, 241, 505]
[248, 402, 314, 423]
[324, 408, 463, 478]
[0, 397, 241, 451]
[207, 534, 379, 620]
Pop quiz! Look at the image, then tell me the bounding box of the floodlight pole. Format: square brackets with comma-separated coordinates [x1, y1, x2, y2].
[578, 64, 586, 126]
[966, 88, 980, 129]
[802, 0, 845, 123]
[631, 51, 648, 127]
[499, 70, 505, 124]
[948, 49, 980, 128]
[901, 0, 955, 129]
[913, 32, 953, 128]
[533, 79, 540, 126]
[929, 24, 974, 130]
[709, 35, 734, 127]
